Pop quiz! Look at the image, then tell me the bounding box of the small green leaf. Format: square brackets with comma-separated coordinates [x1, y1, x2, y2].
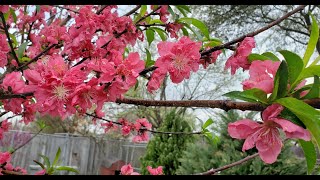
[182, 23, 202, 40]
[139, 5, 147, 17]
[149, 19, 165, 25]
[145, 48, 154, 68]
[9, 8, 17, 23]
[303, 14, 319, 67]
[36, 5, 41, 13]
[167, 5, 176, 20]
[261, 52, 280, 61]
[178, 17, 209, 39]
[134, 80, 139, 91]
[33, 160, 46, 170]
[175, 5, 191, 13]
[17, 42, 29, 60]
[55, 166, 79, 174]
[247, 53, 271, 63]
[280, 108, 305, 128]
[39, 154, 51, 169]
[269, 61, 288, 102]
[299, 65, 320, 81]
[299, 139, 317, 174]
[53, 147, 61, 167]
[202, 118, 213, 130]
[9, 33, 18, 48]
[181, 27, 189, 36]
[310, 55, 320, 66]
[224, 88, 268, 104]
[302, 75, 320, 99]
[276, 97, 320, 149]
[146, 29, 155, 46]
[278, 50, 304, 87]
[152, 27, 167, 41]
[175, 6, 188, 17]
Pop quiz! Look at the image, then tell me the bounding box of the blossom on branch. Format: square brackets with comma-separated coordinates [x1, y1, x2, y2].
[228, 104, 311, 164]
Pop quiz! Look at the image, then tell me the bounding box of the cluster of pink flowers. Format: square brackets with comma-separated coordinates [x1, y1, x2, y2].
[0, 120, 11, 140]
[0, 34, 9, 67]
[228, 104, 311, 164]
[101, 118, 152, 143]
[0, 151, 27, 175]
[120, 164, 163, 175]
[225, 37, 255, 75]
[147, 36, 202, 93]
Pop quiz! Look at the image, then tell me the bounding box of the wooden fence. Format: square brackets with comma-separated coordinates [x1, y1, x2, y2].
[0, 130, 147, 175]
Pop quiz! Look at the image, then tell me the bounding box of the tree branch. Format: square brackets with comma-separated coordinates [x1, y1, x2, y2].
[195, 153, 259, 175]
[10, 128, 44, 154]
[85, 113, 202, 135]
[200, 5, 306, 57]
[0, 12, 21, 66]
[123, 5, 141, 16]
[136, 6, 161, 24]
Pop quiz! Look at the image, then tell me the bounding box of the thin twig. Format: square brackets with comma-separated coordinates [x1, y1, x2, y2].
[1, 170, 24, 175]
[10, 128, 44, 154]
[195, 153, 259, 175]
[52, 5, 79, 14]
[200, 5, 306, 57]
[123, 5, 141, 16]
[0, 12, 21, 66]
[0, 92, 34, 100]
[135, 6, 161, 24]
[85, 113, 202, 135]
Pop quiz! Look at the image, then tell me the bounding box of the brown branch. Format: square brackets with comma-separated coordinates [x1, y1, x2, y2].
[123, 5, 141, 16]
[17, 43, 57, 71]
[0, 92, 34, 100]
[0, 12, 21, 67]
[136, 23, 166, 27]
[116, 97, 320, 111]
[200, 5, 307, 57]
[1, 170, 24, 175]
[97, 5, 109, 15]
[85, 113, 202, 135]
[195, 153, 259, 175]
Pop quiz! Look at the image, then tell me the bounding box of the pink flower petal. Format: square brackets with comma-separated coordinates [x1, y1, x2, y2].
[273, 118, 311, 141]
[262, 104, 283, 121]
[256, 133, 282, 164]
[228, 119, 260, 139]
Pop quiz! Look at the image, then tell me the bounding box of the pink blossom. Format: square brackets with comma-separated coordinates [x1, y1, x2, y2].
[200, 50, 222, 69]
[0, 6, 9, 13]
[134, 118, 152, 131]
[2, 72, 26, 94]
[228, 104, 311, 164]
[165, 23, 183, 39]
[152, 5, 169, 23]
[148, 36, 201, 92]
[4, 163, 14, 171]
[242, 60, 280, 94]
[0, 34, 10, 67]
[14, 167, 27, 174]
[147, 166, 163, 175]
[34, 169, 46, 175]
[132, 131, 149, 143]
[101, 121, 118, 133]
[0, 152, 11, 164]
[225, 37, 255, 75]
[147, 67, 167, 93]
[120, 164, 140, 175]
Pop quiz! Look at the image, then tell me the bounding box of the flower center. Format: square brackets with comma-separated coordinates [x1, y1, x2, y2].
[53, 85, 69, 100]
[172, 56, 186, 71]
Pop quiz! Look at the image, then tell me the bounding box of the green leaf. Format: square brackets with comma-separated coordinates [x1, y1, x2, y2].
[224, 88, 268, 104]
[178, 17, 209, 39]
[9, 33, 18, 48]
[55, 166, 79, 174]
[278, 50, 304, 87]
[247, 53, 271, 63]
[175, 5, 191, 13]
[145, 48, 154, 68]
[202, 118, 213, 130]
[152, 27, 167, 41]
[175, 6, 188, 17]
[139, 5, 147, 17]
[181, 27, 189, 36]
[53, 147, 61, 166]
[36, 5, 41, 13]
[280, 108, 306, 128]
[39, 154, 51, 169]
[261, 52, 280, 61]
[204, 40, 222, 48]
[9, 8, 17, 23]
[269, 61, 288, 102]
[310, 54, 320, 66]
[302, 76, 320, 99]
[276, 97, 320, 149]
[17, 42, 28, 60]
[299, 139, 317, 174]
[303, 14, 319, 67]
[33, 160, 46, 170]
[167, 5, 176, 20]
[146, 29, 155, 46]
[134, 80, 139, 91]
[299, 65, 320, 81]
[149, 19, 165, 25]
[182, 23, 202, 40]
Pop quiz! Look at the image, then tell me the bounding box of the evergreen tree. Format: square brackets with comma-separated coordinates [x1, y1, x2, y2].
[140, 109, 195, 175]
[176, 110, 307, 175]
